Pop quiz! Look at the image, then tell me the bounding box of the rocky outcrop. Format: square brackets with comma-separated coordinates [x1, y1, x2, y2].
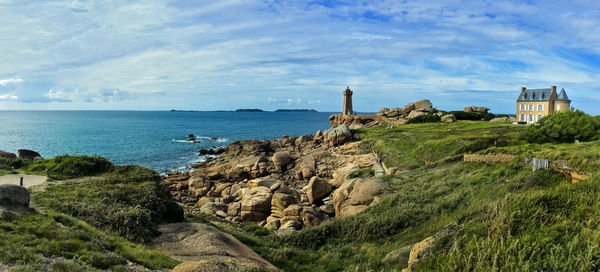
[463, 106, 490, 113]
[0, 184, 30, 206]
[17, 149, 42, 160]
[402, 223, 460, 272]
[0, 150, 17, 160]
[329, 114, 389, 128]
[241, 187, 273, 221]
[198, 147, 226, 155]
[326, 124, 352, 146]
[165, 129, 381, 232]
[377, 100, 441, 122]
[155, 223, 277, 271]
[440, 114, 456, 123]
[307, 176, 333, 204]
[489, 116, 516, 123]
[333, 178, 386, 218]
[0, 184, 34, 215]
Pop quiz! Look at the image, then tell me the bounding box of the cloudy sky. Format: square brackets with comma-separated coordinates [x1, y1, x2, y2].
[0, 0, 599, 113]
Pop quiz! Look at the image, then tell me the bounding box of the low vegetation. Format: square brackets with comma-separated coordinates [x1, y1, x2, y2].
[0, 211, 179, 271]
[33, 163, 184, 244]
[357, 121, 523, 169]
[0, 154, 114, 180]
[446, 110, 496, 121]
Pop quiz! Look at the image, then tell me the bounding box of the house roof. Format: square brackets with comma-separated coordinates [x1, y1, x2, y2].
[517, 88, 552, 102]
[555, 88, 571, 101]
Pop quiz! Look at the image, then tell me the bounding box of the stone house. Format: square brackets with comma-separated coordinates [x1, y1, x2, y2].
[516, 85, 571, 124]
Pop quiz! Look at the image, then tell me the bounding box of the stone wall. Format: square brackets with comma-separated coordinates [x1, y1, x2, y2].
[463, 154, 517, 163]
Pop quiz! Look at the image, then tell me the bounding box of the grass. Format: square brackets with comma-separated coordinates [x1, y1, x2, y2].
[188, 159, 566, 271]
[32, 164, 184, 244]
[418, 173, 600, 271]
[0, 155, 114, 179]
[356, 121, 524, 169]
[189, 120, 599, 271]
[0, 211, 179, 271]
[484, 140, 600, 173]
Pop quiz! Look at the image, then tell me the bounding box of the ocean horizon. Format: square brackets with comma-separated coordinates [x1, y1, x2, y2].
[0, 110, 335, 173]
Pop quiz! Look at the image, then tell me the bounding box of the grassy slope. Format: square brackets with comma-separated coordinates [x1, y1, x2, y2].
[0, 212, 178, 271]
[356, 121, 523, 168]
[1, 155, 183, 271]
[191, 121, 600, 271]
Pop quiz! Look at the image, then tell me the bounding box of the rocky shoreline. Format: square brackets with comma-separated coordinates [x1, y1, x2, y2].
[164, 123, 388, 234]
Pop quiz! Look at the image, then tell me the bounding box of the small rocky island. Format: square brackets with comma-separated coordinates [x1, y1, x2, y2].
[235, 109, 264, 112]
[275, 109, 317, 112]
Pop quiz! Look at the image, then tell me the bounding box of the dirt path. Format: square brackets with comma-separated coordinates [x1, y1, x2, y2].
[0, 174, 46, 188]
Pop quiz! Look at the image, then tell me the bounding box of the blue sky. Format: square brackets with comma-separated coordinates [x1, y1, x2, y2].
[0, 0, 599, 114]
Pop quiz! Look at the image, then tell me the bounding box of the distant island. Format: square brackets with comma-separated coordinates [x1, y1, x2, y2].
[275, 109, 317, 112]
[235, 109, 264, 112]
[170, 108, 318, 112]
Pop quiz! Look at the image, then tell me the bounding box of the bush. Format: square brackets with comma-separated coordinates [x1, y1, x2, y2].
[33, 164, 184, 244]
[447, 111, 496, 121]
[406, 113, 441, 124]
[519, 109, 600, 143]
[46, 155, 114, 180]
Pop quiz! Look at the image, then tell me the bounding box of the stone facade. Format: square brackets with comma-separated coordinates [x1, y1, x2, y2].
[342, 86, 353, 116]
[516, 85, 571, 124]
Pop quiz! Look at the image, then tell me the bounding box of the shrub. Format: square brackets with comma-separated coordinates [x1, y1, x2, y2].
[519, 109, 600, 143]
[406, 113, 441, 124]
[45, 155, 114, 180]
[33, 164, 184, 244]
[447, 111, 496, 121]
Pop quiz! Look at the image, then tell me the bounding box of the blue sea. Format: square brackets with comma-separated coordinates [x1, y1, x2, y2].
[0, 111, 333, 173]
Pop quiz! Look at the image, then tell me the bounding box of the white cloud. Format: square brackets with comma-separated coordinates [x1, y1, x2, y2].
[45, 89, 71, 100]
[0, 1, 599, 113]
[0, 93, 18, 100]
[0, 78, 23, 87]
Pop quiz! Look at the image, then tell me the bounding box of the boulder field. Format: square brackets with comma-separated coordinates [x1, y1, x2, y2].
[164, 125, 387, 234]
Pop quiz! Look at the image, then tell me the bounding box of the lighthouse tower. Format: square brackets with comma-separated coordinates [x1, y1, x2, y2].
[342, 86, 353, 115]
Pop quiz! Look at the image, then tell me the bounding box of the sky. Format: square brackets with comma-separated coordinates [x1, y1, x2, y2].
[0, 0, 599, 114]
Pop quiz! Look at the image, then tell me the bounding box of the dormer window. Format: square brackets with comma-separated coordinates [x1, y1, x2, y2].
[524, 93, 528, 99]
[541, 92, 545, 99]
[532, 93, 535, 99]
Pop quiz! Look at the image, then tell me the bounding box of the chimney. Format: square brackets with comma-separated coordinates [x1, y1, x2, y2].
[551, 85, 557, 95]
[521, 87, 526, 93]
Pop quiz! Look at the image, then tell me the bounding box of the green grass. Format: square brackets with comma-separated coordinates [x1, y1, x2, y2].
[484, 140, 600, 173]
[418, 173, 600, 271]
[0, 211, 179, 271]
[0, 155, 114, 179]
[188, 159, 566, 271]
[357, 121, 524, 168]
[32, 164, 184, 244]
[193, 120, 597, 271]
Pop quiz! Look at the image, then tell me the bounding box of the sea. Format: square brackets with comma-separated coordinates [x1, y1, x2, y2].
[0, 111, 334, 174]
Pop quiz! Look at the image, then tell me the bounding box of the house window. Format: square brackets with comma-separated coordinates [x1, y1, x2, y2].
[557, 104, 561, 111]
[529, 115, 533, 122]
[520, 114, 525, 121]
[528, 104, 534, 111]
[537, 115, 542, 121]
[520, 104, 525, 111]
[538, 104, 543, 111]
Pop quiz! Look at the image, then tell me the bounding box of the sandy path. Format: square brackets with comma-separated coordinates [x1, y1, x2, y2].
[0, 174, 47, 188]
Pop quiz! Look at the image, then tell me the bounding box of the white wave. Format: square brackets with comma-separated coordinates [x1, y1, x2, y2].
[195, 136, 229, 143]
[171, 139, 194, 143]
